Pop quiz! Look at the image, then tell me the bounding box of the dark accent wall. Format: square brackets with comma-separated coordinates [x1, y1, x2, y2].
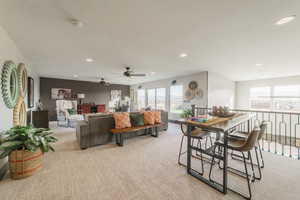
[40, 77, 130, 121]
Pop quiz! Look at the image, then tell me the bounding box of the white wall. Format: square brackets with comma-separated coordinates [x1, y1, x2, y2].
[235, 75, 300, 109]
[208, 72, 235, 108]
[131, 72, 208, 119]
[0, 25, 39, 170]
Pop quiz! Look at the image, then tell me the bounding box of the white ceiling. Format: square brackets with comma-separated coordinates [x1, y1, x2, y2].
[0, 0, 299, 85]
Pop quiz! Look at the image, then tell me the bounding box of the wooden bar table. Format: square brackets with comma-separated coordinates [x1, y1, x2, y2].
[174, 113, 256, 195]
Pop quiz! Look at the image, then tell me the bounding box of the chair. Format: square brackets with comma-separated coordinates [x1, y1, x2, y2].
[178, 124, 213, 175]
[229, 121, 267, 180]
[209, 128, 260, 200]
[56, 100, 82, 127]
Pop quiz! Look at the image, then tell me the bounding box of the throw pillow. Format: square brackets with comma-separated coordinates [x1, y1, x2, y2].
[143, 111, 155, 125]
[153, 111, 162, 123]
[130, 114, 144, 126]
[113, 112, 131, 129]
[67, 108, 76, 115]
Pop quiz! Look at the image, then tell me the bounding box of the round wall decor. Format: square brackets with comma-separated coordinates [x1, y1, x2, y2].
[185, 89, 195, 101]
[188, 81, 198, 90]
[184, 81, 201, 101]
[17, 63, 28, 98]
[195, 88, 204, 99]
[13, 97, 27, 126]
[1, 61, 19, 109]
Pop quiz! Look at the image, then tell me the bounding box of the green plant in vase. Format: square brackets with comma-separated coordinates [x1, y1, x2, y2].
[0, 126, 58, 179]
[180, 109, 193, 119]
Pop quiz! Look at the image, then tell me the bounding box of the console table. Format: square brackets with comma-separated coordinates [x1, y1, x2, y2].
[32, 111, 49, 128]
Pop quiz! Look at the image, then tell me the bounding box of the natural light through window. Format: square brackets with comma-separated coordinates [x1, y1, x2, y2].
[249, 85, 300, 111]
[273, 85, 300, 111]
[170, 85, 183, 113]
[249, 87, 271, 110]
[137, 89, 145, 110]
[156, 88, 166, 110]
[147, 89, 156, 109]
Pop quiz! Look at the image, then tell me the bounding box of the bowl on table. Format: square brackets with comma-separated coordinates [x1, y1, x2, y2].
[210, 106, 235, 118]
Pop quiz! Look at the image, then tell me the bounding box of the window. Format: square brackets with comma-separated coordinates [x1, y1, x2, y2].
[273, 85, 300, 111]
[145, 88, 166, 110]
[170, 85, 183, 113]
[137, 89, 145, 109]
[273, 85, 300, 97]
[249, 87, 271, 110]
[156, 88, 166, 110]
[249, 85, 300, 111]
[147, 89, 156, 109]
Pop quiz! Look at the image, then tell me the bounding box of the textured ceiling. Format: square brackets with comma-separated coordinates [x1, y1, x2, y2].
[0, 0, 299, 84]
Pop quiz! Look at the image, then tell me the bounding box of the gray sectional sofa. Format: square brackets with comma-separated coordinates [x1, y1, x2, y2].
[76, 111, 168, 149]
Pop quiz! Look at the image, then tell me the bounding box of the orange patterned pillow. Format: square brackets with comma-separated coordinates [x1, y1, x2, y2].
[143, 111, 155, 125]
[153, 111, 162, 123]
[113, 112, 131, 129]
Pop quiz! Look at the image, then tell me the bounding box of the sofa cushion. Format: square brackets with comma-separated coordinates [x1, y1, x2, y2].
[113, 112, 131, 129]
[153, 111, 162, 123]
[130, 113, 144, 126]
[84, 113, 112, 121]
[76, 111, 168, 149]
[143, 111, 155, 125]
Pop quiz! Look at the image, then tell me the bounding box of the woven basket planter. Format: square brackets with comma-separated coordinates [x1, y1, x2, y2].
[9, 149, 43, 179]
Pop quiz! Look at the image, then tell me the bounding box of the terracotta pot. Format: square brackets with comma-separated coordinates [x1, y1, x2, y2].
[9, 149, 43, 179]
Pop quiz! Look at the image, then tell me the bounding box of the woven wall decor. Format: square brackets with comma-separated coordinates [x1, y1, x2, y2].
[188, 81, 198, 90]
[185, 81, 204, 101]
[1, 61, 19, 109]
[17, 63, 28, 98]
[184, 89, 195, 101]
[13, 97, 27, 126]
[195, 88, 203, 98]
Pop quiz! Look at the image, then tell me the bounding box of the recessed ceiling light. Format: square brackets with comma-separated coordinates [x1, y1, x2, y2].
[73, 74, 79, 78]
[275, 15, 296, 25]
[179, 53, 188, 58]
[255, 63, 263, 67]
[70, 19, 84, 28]
[86, 58, 94, 62]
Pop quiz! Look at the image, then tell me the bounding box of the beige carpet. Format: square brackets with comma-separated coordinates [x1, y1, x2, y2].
[0, 123, 299, 200]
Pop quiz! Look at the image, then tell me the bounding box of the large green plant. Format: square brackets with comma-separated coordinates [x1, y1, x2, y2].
[0, 126, 57, 159]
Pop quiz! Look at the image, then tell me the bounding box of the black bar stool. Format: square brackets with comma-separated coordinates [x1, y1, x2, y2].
[178, 124, 213, 175]
[209, 128, 260, 200]
[229, 121, 267, 180]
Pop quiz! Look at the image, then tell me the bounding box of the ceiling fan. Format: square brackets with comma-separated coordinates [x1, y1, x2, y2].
[99, 78, 110, 86]
[123, 67, 146, 77]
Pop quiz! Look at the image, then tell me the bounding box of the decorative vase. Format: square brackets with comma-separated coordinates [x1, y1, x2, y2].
[9, 149, 43, 179]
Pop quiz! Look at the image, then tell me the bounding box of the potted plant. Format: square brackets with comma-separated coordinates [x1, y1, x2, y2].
[0, 126, 57, 179]
[180, 109, 194, 119]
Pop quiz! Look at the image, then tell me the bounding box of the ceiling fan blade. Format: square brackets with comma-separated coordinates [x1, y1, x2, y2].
[130, 74, 146, 77]
[81, 75, 98, 79]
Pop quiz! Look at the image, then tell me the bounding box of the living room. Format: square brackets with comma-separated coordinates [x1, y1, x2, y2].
[1, 1, 300, 200]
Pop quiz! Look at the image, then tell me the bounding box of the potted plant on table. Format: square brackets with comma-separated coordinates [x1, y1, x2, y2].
[0, 126, 57, 179]
[180, 109, 194, 119]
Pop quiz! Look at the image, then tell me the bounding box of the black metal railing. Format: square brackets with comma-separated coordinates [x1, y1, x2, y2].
[191, 105, 300, 160]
